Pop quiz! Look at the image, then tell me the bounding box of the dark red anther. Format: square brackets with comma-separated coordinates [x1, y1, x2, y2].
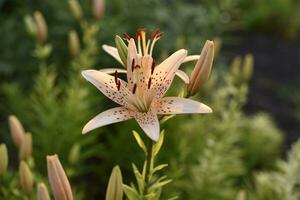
[132, 84, 137, 94]
[117, 80, 121, 91]
[131, 59, 135, 72]
[148, 77, 152, 89]
[123, 32, 131, 40]
[151, 60, 155, 74]
[114, 70, 118, 84]
[157, 31, 164, 38]
[149, 30, 153, 40]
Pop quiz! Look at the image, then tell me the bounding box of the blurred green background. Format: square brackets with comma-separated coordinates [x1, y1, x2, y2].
[1, 0, 300, 199]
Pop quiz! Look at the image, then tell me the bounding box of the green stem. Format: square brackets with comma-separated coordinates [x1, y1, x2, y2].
[144, 140, 154, 195]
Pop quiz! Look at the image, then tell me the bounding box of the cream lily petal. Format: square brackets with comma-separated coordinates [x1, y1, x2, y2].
[127, 39, 139, 88]
[134, 110, 160, 141]
[156, 97, 212, 114]
[175, 70, 189, 84]
[152, 49, 187, 98]
[82, 70, 132, 106]
[102, 45, 124, 66]
[99, 68, 127, 74]
[82, 107, 134, 134]
[183, 55, 200, 63]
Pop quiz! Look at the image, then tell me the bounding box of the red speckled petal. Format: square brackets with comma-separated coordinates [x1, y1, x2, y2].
[82, 107, 134, 134]
[134, 110, 160, 141]
[156, 97, 212, 114]
[151, 49, 187, 98]
[82, 70, 133, 106]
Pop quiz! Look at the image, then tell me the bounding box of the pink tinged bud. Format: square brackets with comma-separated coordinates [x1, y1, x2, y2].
[34, 11, 48, 45]
[0, 144, 8, 176]
[8, 115, 25, 148]
[19, 133, 32, 161]
[37, 182, 51, 200]
[92, 0, 105, 20]
[187, 40, 214, 96]
[19, 161, 34, 195]
[47, 155, 73, 200]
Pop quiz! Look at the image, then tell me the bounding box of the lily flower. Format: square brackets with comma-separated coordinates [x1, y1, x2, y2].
[82, 30, 212, 141]
[101, 29, 201, 84]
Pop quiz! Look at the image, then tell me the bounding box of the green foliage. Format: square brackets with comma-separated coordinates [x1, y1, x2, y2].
[237, 0, 300, 39]
[250, 137, 300, 200]
[160, 56, 283, 199]
[123, 131, 174, 200]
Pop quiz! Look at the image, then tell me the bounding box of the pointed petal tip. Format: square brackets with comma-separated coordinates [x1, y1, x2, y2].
[202, 104, 213, 113]
[82, 122, 92, 135]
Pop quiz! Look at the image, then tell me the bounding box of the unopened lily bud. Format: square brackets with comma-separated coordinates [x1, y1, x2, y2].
[243, 54, 254, 81]
[68, 30, 81, 57]
[187, 40, 214, 96]
[0, 144, 8, 176]
[37, 182, 51, 200]
[34, 11, 48, 44]
[115, 35, 128, 65]
[68, 0, 83, 20]
[19, 133, 32, 161]
[8, 115, 25, 148]
[236, 190, 246, 200]
[24, 15, 36, 37]
[213, 37, 222, 58]
[105, 166, 123, 200]
[230, 56, 242, 77]
[68, 143, 80, 164]
[47, 155, 73, 200]
[92, 0, 105, 20]
[19, 161, 34, 195]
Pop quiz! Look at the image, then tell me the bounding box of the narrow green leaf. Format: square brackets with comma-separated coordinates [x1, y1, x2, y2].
[132, 164, 145, 194]
[152, 164, 168, 174]
[132, 131, 147, 154]
[153, 130, 165, 156]
[123, 184, 140, 200]
[149, 179, 172, 191]
[115, 35, 128, 66]
[106, 166, 123, 200]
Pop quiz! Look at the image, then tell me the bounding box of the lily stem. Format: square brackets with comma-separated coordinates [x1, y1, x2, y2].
[144, 139, 154, 195]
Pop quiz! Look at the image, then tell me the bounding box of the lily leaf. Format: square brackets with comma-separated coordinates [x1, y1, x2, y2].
[123, 184, 140, 200]
[153, 130, 165, 156]
[132, 131, 147, 154]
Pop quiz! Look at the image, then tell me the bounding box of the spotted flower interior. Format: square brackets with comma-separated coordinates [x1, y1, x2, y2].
[81, 29, 212, 141]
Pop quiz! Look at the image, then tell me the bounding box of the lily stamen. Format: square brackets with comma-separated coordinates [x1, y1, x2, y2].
[132, 83, 137, 94]
[148, 77, 152, 89]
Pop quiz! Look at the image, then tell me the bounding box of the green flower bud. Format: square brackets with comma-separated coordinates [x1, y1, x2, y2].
[8, 115, 25, 148]
[115, 35, 128, 66]
[19, 161, 34, 195]
[37, 182, 51, 200]
[0, 144, 8, 176]
[106, 166, 123, 200]
[231, 56, 242, 78]
[24, 15, 36, 37]
[68, 30, 81, 57]
[68, 143, 80, 165]
[68, 0, 83, 20]
[243, 54, 254, 81]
